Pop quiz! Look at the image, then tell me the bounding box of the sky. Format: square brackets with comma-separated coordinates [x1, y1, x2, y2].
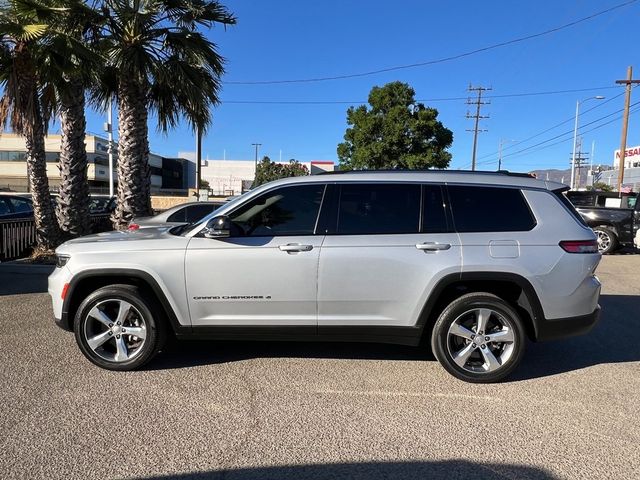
[79, 0, 640, 171]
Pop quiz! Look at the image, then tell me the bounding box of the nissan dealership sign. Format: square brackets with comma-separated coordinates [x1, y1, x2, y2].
[614, 145, 640, 169]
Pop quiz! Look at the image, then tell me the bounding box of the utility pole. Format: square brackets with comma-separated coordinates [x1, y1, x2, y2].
[497, 139, 517, 171]
[251, 143, 262, 176]
[196, 125, 202, 199]
[570, 96, 605, 190]
[570, 137, 589, 190]
[466, 85, 491, 171]
[615, 66, 640, 194]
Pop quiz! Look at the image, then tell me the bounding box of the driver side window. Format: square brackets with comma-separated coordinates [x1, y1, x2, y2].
[229, 184, 325, 236]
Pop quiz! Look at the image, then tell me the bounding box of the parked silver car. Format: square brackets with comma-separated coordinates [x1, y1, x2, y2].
[130, 201, 223, 228]
[48, 171, 601, 382]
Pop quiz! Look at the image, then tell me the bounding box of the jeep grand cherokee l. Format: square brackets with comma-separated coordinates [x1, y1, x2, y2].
[48, 171, 601, 383]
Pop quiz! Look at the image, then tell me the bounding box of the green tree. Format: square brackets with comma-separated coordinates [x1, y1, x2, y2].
[588, 181, 614, 192]
[0, 0, 64, 251]
[337, 81, 453, 171]
[253, 156, 309, 187]
[92, 0, 236, 229]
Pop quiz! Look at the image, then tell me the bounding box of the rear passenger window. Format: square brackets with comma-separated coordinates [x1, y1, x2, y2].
[337, 184, 420, 234]
[422, 185, 449, 233]
[448, 186, 536, 232]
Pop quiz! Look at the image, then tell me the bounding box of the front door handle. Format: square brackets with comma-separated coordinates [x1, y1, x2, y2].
[279, 243, 313, 253]
[416, 242, 451, 251]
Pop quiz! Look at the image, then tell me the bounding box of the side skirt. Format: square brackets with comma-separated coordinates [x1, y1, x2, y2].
[174, 325, 423, 346]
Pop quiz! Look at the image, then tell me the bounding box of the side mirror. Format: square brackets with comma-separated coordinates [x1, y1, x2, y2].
[203, 215, 231, 238]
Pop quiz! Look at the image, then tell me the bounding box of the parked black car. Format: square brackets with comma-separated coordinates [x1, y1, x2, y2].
[567, 191, 640, 254]
[88, 196, 116, 215]
[0, 194, 33, 219]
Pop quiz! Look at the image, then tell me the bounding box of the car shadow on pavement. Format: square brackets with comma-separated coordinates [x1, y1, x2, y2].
[149, 294, 640, 380]
[148, 337, 433, 370]
[513, 293, 640, 380]
[137, 460, 557, 480]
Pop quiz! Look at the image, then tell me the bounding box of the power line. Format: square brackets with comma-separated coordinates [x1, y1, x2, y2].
[501, 106, 640, 163]
[221, 86, 619, 105]
[224, 1, 638, 85]
[463, 102, 640, 168]
[476, 91, 625, 161]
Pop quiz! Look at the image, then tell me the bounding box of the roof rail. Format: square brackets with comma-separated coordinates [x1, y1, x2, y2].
[320, 169, 536, 178]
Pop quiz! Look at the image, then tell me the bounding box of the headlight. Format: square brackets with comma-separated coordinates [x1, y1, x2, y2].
[56, 255, 70, 268]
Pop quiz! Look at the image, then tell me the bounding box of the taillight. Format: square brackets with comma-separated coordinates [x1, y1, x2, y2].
[559, 240, 598, 253]
[128, 223, 140, 231]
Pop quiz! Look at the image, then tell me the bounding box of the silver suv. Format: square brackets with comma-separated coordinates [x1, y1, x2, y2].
[48, 171, 602, 382]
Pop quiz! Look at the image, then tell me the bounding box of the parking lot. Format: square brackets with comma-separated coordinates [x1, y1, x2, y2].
[0, 255, 638, 480]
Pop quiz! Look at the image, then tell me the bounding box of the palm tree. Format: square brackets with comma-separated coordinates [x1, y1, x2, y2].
[93, 0, 236, 230]
[0, 0, 61, 251]
[40, 1, 103, 239]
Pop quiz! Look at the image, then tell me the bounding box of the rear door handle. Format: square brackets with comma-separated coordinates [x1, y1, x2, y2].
[279, 243, 313, 253]
[416, 242, 451, 251]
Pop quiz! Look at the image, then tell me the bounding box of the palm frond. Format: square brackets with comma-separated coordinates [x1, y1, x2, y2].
[19, 22, 48, 40]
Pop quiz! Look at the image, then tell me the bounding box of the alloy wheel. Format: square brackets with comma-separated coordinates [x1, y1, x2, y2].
[595, 230, 611, 253]
[446, 308, 516, 374]
[83, 299, 147, 363]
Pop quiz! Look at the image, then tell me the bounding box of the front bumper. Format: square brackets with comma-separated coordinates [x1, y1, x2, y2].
[48, 265, 73, 331]
[535, 305, 601, 342]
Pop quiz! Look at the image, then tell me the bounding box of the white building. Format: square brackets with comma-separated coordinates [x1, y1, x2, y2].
[613, 145, 640, 169]
[178, 154, 335, 196]
[0, 132, 192, 192]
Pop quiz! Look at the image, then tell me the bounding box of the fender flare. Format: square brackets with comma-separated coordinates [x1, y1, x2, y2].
[61, 268, 188, 333]
[416, 271, 546, 340]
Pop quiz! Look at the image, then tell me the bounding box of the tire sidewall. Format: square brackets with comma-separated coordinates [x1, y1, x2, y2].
[431, 293, 526, 383]
[74, 286, 162, 371]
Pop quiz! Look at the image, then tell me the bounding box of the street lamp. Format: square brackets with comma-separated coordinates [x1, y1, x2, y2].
[570, 96, 605, 190]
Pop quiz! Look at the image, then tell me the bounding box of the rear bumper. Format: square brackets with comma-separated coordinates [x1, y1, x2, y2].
[534, 305, 601, 342]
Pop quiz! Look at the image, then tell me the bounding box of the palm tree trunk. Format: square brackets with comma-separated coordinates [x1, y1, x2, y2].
[57, 77, 91, 239]
[112, 77, 153, 230]
[15, 44, 60, 251]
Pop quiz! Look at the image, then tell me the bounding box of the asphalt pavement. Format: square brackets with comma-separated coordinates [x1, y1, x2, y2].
[0, 256, 638, 480]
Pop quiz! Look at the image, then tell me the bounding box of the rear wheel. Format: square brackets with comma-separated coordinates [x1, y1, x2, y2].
[593, 227, 618, 254]
[74, 285, 166, 370]
[431, 293, 526, 383]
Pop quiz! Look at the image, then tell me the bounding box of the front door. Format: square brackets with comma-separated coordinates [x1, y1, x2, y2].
[185, 183, 326, 327]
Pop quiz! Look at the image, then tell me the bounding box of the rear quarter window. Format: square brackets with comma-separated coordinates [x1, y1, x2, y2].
[556, 191, 589, 227]
[448, 185, 536, 232]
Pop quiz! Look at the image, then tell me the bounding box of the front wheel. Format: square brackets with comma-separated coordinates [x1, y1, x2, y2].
[431, 293, 526, 383]
[74, 285, 166, 370]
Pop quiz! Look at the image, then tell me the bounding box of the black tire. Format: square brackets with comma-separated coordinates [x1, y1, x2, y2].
[74, 284, 166, 371]
[431, 292, 526, 383]
[593, 227, 618, 254]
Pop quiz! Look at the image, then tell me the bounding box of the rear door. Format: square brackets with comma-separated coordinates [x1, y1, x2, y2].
[317, 182, 462, 330]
